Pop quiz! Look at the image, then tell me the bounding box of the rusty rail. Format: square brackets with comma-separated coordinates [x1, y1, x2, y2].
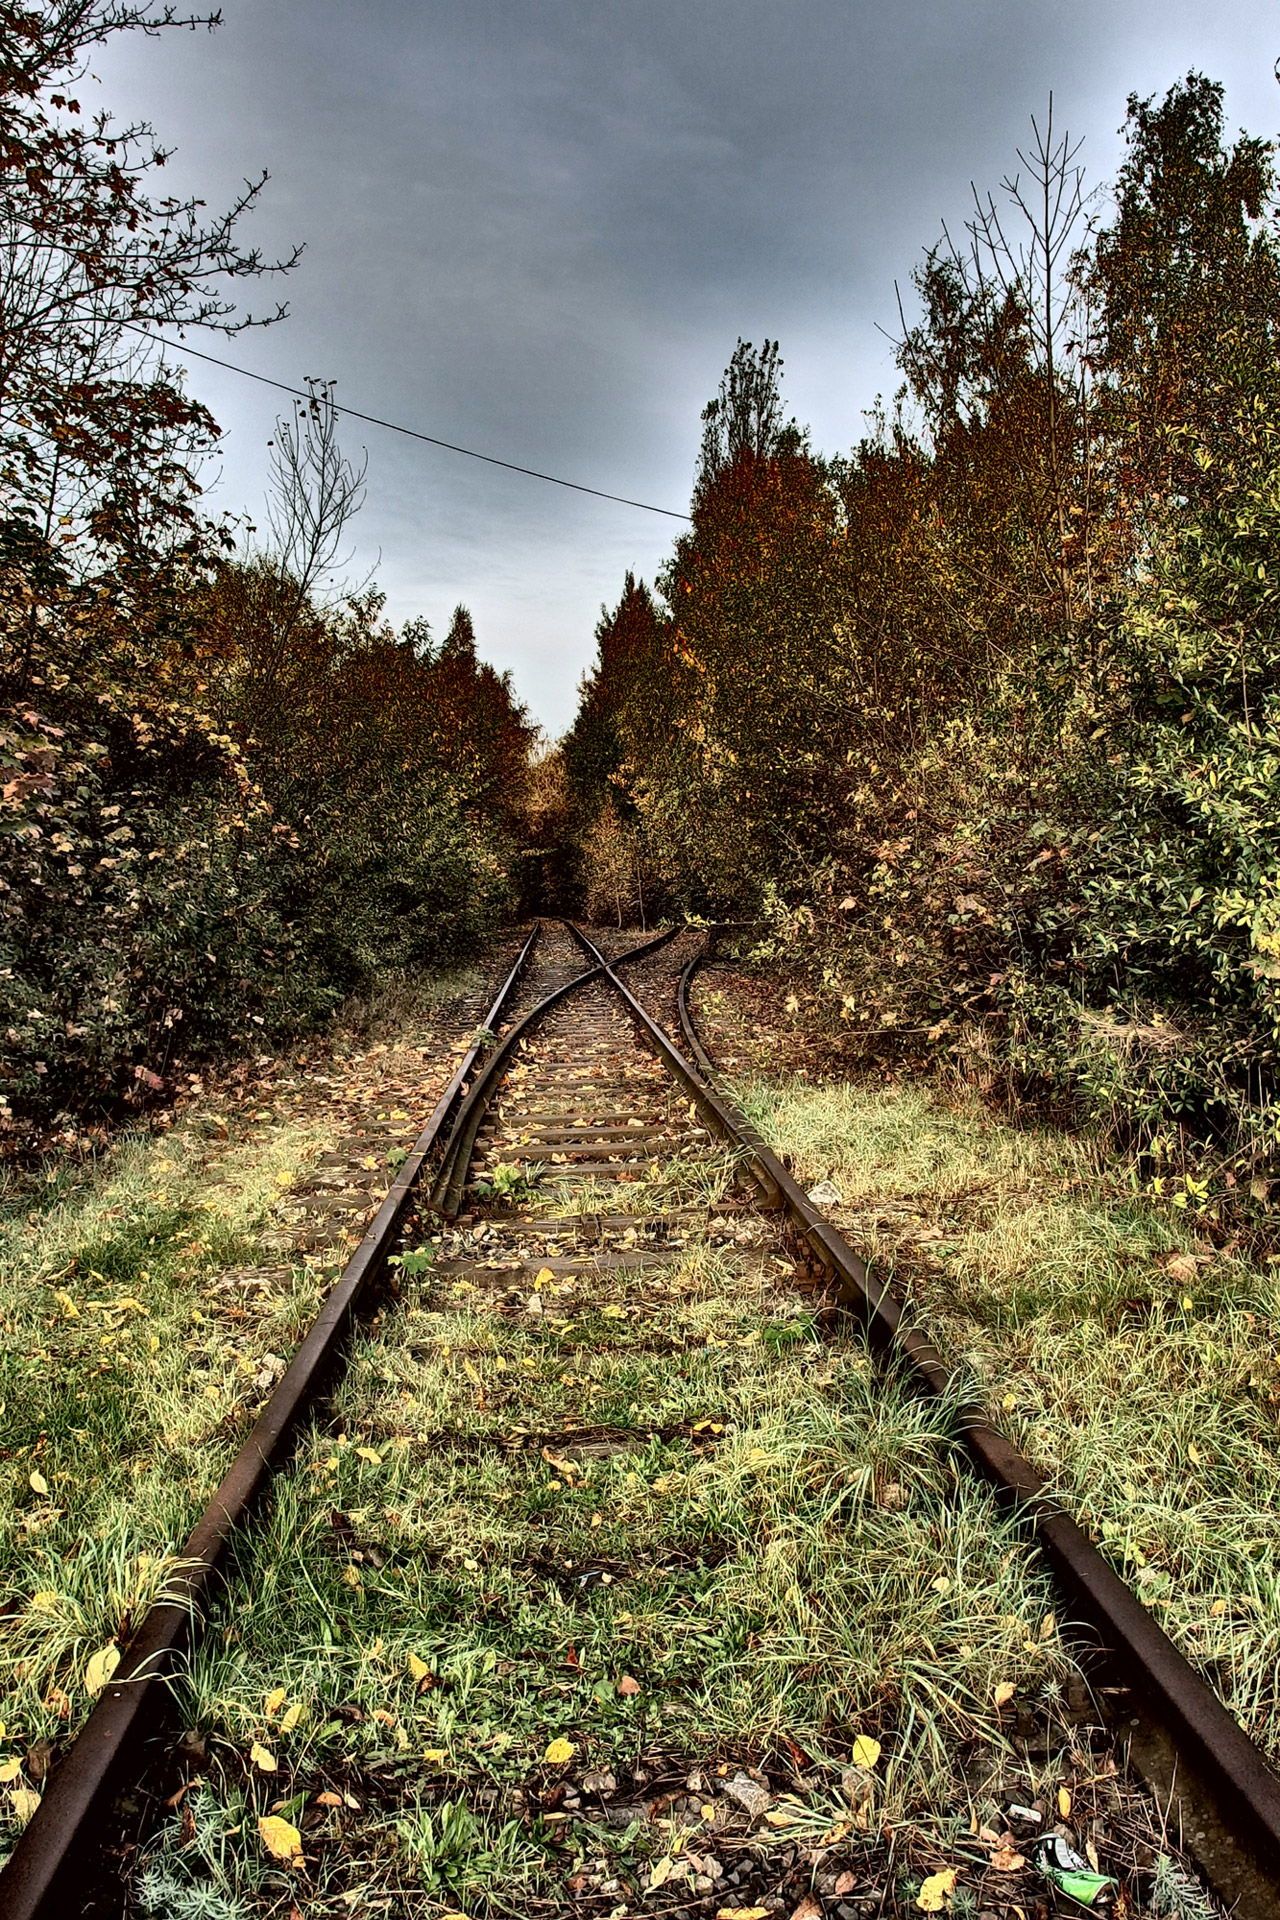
[559, 922, 1280, 1920]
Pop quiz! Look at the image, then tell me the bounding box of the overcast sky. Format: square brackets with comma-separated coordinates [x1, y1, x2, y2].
[96, 1, 1278, 735]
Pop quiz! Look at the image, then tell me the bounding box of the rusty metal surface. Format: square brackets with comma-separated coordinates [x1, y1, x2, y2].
[663, 927, 1280, 1917]
[8, 917, 1280, 1919]
[0, 929, 545, 1920]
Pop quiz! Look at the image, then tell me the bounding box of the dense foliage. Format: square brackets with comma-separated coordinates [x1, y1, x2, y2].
[1, 6, 530, 1148]
[565, 74, 1280, 1207]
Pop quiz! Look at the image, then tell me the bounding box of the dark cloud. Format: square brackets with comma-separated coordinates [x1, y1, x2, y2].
[96, 0, 1278, 731]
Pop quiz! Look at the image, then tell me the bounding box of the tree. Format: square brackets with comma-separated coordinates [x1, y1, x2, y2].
[0, 2, 299, 697]
[695, 338, 797, 502]
[441, 603, 478, 662]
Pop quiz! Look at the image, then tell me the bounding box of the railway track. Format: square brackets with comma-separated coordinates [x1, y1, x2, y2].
[2, 921, 1279, 1917]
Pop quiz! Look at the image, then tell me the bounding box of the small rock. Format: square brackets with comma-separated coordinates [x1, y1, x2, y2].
[723, 1770, 772, 1820]
[807, 1180, 843, 1208]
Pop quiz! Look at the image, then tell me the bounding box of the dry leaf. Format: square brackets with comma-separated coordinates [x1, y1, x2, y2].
[8, 1786, 40, 1827]
[250, 1740, 277, 1772]
[716, 1909, 770, 1920]
[851, 1734, 881, 1769]
[28, 1471, 48, 1497]
[791, 1898, 823, 1920]
[616, 1674, 641, 1697]
[1058, 1785, 1072, 1818]
[264, 1686, 286, 1717]
[258, 1813, 303, 1865]
[84, 1644, 120, 1696]
[916, 1868, 957, 1912]
[991, 1846, 1025, 1872]
[543, 1736, 575, 1764]
[993, 1681, 1015, 1708]
[917, 1866, 955, 1912]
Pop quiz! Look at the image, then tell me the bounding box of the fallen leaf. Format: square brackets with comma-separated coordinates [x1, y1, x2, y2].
[0, 1758, 23, 1784]
[991, 1846, 1025, 1871]
[258, 1813, 303, 1865]
[917, 1868, 957, 1912]
[8, 1787, 40, 1827]
[407, 1652, 434, 1686]
[264, 1686, 286, 1717]
[792, 1899, 823, 1920]
[617, 1675, 641, 1697]
[649, 1856, 675, 1889]
[28, 1471, 48, 1497]
[543, 1736, 575, 1765]
[851, 1734, 881, 1769]
[250, 1740, 277, 1772]
[315, 1791, 343, 1807]
[84, 1644, 120, 1695]
[1058, 1785, 1072, 1818]
[716, 1909, 770, 1920]
[280, 1702, 303, 1732]
[993, 1681, 1015, 1708]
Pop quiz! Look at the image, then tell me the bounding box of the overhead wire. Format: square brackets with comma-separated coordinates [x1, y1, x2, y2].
[118, 322, 693, 522]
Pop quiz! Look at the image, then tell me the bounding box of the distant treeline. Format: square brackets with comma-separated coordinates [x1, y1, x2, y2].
[1, 5, 531, 1149]
[562, 74, 1280, 1208]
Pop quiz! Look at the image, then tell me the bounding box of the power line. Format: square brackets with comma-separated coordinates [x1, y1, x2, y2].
[121, 323, 692, 522]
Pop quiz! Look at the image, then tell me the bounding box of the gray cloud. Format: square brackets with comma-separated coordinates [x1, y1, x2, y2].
[96, 0, 1278, 732]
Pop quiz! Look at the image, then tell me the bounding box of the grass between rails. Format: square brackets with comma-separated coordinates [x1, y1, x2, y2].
[132, 1215, 1101, 1917]
[0, 965, 488, 1860]
[731, 1073, 1280, 1767]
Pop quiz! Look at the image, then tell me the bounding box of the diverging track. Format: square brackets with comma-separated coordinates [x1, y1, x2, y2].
[2, 921, 1278, 1918]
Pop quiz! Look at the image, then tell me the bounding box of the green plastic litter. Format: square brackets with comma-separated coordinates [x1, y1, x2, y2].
[1030, 1834, 1117, 1908]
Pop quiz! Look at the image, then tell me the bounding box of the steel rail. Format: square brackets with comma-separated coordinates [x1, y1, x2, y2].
[0, 930, 550, 1920]
[562, 923, 1280, 1920]
[429, 923, 682, 1219]
[0, 921, 683, 1920]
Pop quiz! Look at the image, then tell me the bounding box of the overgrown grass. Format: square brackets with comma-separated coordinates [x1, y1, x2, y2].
[0, 965, 486, 1858]
[139, 1222, 1081, 1912]
[733, 1073, 1280, 1762]
[0, 1122, 330, 1783]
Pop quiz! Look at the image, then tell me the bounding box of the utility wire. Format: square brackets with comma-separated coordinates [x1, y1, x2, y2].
[120, 322, 693, 522]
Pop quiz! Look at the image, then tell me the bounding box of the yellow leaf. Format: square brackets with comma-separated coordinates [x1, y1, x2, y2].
[250, 1740, 277, 1772]
[407, 1652, 432, 1684]
[423, 1747, 447, 1763]
[716, 1909, 770, 1920]
[257, 1813, 303, 1864]
[534, 1267, 555, 1286]
[84, 1644, 120, 1695]
[28, 1471, 48, 1497]
[8, 1786, 40, 1827]
[281, 1702, 303, 1732]
[917, 1868, 957, 1911]
[0, 1758, 23, 1784]
[649, 1856, 675, 1889]
[851, 1735, 881, 1769]
[543, 1736, 575, 1764]
[993, 1681, 1015, 1708]
[264, 1686, 286, 1717]
[356, 1446, 382, 1465]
